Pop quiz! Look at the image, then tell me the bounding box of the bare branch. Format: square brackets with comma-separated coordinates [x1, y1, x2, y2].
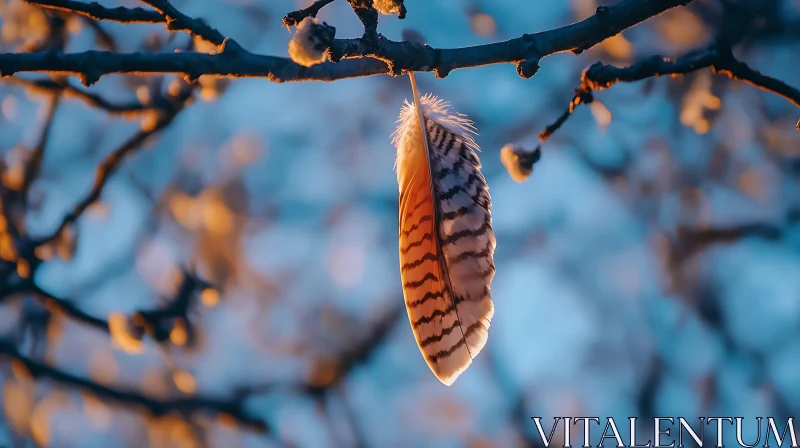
[3, 270, 211, 344]
[138, 0, 231, 48]
[0, 49, 390, 86]
[7, 77, 168, 115]
[20, 93, 60, 202]
[0, 339, 269, 432]
[23, 0, 236, 50]
[1, 282, 111, 331]
[307, 304, 403, 393]
[712, 48, 800, 109]
[133, 271, 210, 344]
[669, 209, 800, 267]
[345, 0, 379, 38]
[81, 17, 119, 51]
[1, 0, 695, 83]
[34, 85, 194, 246]
[539, 47, 800, 141]
[23, 0, 165, 24]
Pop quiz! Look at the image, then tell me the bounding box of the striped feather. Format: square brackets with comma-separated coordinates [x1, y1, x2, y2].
[392, 78, 495, 386]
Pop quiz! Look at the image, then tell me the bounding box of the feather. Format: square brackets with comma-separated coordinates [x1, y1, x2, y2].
[391, 74, 496, 386]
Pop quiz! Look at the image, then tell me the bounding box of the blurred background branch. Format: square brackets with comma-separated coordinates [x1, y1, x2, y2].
[0, 339, 269, 432]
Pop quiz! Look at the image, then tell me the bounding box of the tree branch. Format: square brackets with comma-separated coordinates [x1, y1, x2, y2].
[23, 0, 163, 24]
[23, 0, 236, 50]
[0, 339, 268, 432]
[132, 271, 209, 344]
[20, 93, 60, 203]
[539, 47, 800, 141]
[283, 0, 337, 29]
[138, 0, 231, 48]
[1, 269, 211, 346]
[668, 208, 800, 267]
[0, 6, 276, 436]
[7, 77, 170, 115]
[33, 85, 194, 246]
[81, 17, 119, 52]
[303, 304, 403, 395]
[1, 0, 695, 84]
[345, 0, 379, 38]
[712, 47, 800, 109]
[1, 282, 111, 331]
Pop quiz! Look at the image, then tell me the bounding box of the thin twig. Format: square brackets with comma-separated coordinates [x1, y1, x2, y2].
[81, 17, 119, 52]
[20, 93, 60, 203]
[538, 47, 800, 141]
[134, 271, 210, 344]
[23, 0, 165, 24]
[345, 0, 379, 38]
[35, 87, 193, 246]
[669, 208, 799, 267]
[19, 283, 110, 331]
[712, 48, 800, 109]
[308, 304, 403, 392]
[283, 0, 337, 28]
[7, 77, 167, 115]
[138, 0, 231, 48]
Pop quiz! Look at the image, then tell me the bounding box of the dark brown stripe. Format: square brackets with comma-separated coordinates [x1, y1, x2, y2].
[475, 190, 491, 209]
[426, 119, 435, 132]
[470, 188, 486, 204]
[412, 303, 455, 328]
[426, 321, 484, 363]
[441, 204, 474, 221]
[400, 232, 432, 254]
[419, 319, 461, 347]
[428, 339, 465, 363]
[436, 156, 466, 180]
[452, 289, 490, 304]
[403, 272, 439, 289]
[401, 215, 432, 237]
[470, 191, 491, 212]
[438, 184, 469, 202]
[407, 290, 445, 308]
[400, 252, 438, 272]
[464, 145, 480, 166]
[403, 197, 427, 221]
[438, 177, 483, 204]
[430, 125, 445, 148]
[442, 134, 457, 156]
[450, 244, 493, 265]
[441, 217, 491, 246]
[422, 321, 483, 348]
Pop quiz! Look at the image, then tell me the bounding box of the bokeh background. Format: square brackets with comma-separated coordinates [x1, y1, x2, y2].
[1, 0, 799, 446]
